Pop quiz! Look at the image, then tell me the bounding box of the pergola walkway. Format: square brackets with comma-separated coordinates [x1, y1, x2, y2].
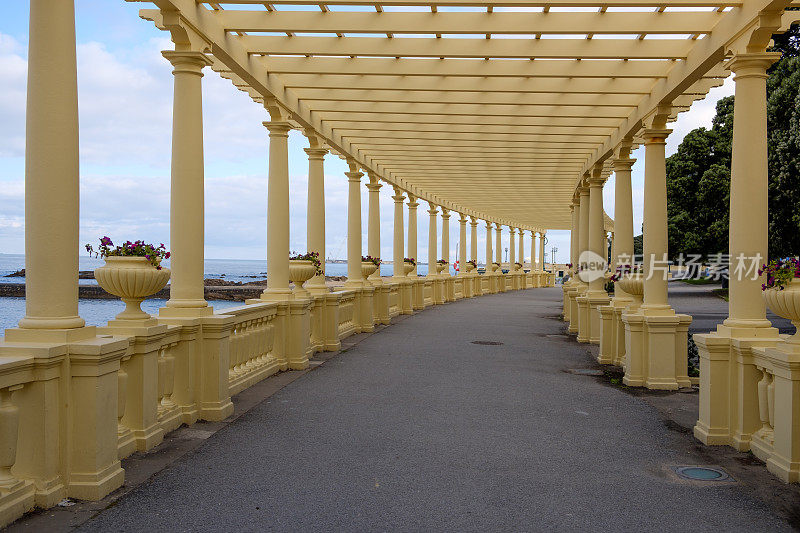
[78, 288, 789, 532]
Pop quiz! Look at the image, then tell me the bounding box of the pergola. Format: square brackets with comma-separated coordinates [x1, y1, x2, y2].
[2, 1, 800, 527]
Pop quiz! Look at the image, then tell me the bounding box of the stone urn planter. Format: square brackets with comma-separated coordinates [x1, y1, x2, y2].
[616, 273, 644, 311]
[361, 261, 379, 279]
[435, 262, 448, 274]
[763, 279, 800, 343]
[94, 256, 170, 320]
[289, 259, 318, 298]
[403, 261, 415, 276]
[464, 262, 475, 273]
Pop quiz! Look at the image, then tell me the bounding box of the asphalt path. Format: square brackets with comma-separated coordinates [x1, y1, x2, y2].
[79, 288, 793, 532]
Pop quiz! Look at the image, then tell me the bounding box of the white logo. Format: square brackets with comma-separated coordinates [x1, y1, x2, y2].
[577, 250, 607, 282]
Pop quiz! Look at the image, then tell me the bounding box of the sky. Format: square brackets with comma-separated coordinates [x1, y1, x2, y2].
[0, 2, 734, 264]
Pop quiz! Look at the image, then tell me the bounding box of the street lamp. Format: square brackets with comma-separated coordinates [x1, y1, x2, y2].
[551, 247, 558, 268]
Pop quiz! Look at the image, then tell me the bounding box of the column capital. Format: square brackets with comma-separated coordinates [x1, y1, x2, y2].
[469, 217, 478, 226]
[612, 158, 636, 172]
[304, 147, 328, 159]
[345, 171, 363, 182]
[407, 198, 419, 209]
[724, 52, 781, 79]
[495, 222, 503, 230]
[459, 212, 469, 223]
[578, 186, 590, 197]
[263, 121, 292, 137]
[392, 188, 406, 203]
[441, 208, 451, 219]
[366, 181, 382, 193]
[161, 50, 213, 74]
[641, 128, 672, 145]
[428, 204, 439, 215]
[588, 174, 605, 188]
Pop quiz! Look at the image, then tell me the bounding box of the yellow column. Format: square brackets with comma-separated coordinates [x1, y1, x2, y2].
[159, 50, 215, 315]
[587, 170, 608, 297]
[641, 129, 672, 312]
[539, 232, 546, 272]
[724, 53, 781, 330]
[612, 157, 635, 268]
[485, 221, 493, 269]
[407, 195, 419, 276]
[531, 231, 538, 271]
[344, 167, 365, 287]
[441, 208, 451, 275]
[392, 187, 406, 280]
[458, 213, 468, 274]
[427, 203, 438, 278]
[366, 174, 382, 282]
[260, 120, 293, 300]
[518, 229, 525, 271]
[304, 145, 328, 292]
[509, 227, 516, 268]
[570, 200, 579, 269]
[495, 223, 503, 265]
[578, 186, 590, 266]
[17, 0, 85, 332]
[470, 217, 478, 264]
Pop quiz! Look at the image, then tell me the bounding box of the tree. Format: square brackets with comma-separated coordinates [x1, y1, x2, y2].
[666, 24, 800, 260]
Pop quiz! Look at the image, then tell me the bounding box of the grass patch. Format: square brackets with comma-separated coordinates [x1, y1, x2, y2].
[712, 288, 729, 301]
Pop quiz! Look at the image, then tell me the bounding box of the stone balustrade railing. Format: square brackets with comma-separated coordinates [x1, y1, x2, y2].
[0, 271, 554, 527]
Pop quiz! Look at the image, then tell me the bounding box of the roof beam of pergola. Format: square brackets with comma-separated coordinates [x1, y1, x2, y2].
[306, 101, 632, 117]
[293, 88, 640, 106]
[242, 35, 694, 59]
[260, 57, 674, 78]
[204, 0, 742, 7]
[279, 74, 658, 94]
[215, 11, 722, 35]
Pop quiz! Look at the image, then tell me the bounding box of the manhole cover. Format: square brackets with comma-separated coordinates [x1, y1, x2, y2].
[565, 368, 604, 376]
[471, 340, 504, 346]
[675, 466, 731, 481]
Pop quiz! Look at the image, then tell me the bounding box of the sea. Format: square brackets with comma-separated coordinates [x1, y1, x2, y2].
[0, 254, 432, 332]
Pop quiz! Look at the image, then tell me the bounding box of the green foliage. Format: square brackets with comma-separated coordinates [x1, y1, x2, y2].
[666, 25, 800, 260]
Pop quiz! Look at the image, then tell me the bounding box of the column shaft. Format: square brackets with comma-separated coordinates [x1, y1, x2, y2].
[305, 147, 327, 289]
[509, 228, 516, 266]
[407, 196, 419, 275]
[613, 157, 635, 268]
[518, 229, 525, 269]
[427, 205, 438, 276]
[19, 0, 84, 329]
[539, 233, 546, 271]
[162, 51, 214, 312]
[459, 215, 468, 273]
[641, 130, 671, 309]
[588, 172, 606, 294]
[531, 231, 538, 270]
[393, 188, 406, 278]
[725, 53, 780, 329]
[485, 222, 493, 268]
[470, 219, 478, 263]
[345, 171, 364, 285]
[441, 210, 451, 270]
[366, 177, 382, 281]
[495, 224, 502, 265]
[262, 121, 293, 299]
[578, 188, 590, 261]
[570, 201, 579, 267]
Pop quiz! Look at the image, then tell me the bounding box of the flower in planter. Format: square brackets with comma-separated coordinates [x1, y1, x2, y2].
[610, 263, 641, 282]
[289, 250, 324, 276]
[404, 257, 417, 266]
[759, 258, 800, 290]
[466, 259, 477, 267]
[436, 259, 448, 265]
[86, 237, 170, 270]
[361, 255, 381, 267]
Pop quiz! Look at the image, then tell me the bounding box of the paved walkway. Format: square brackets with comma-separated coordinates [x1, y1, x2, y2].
[79, 288, 792, 532]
